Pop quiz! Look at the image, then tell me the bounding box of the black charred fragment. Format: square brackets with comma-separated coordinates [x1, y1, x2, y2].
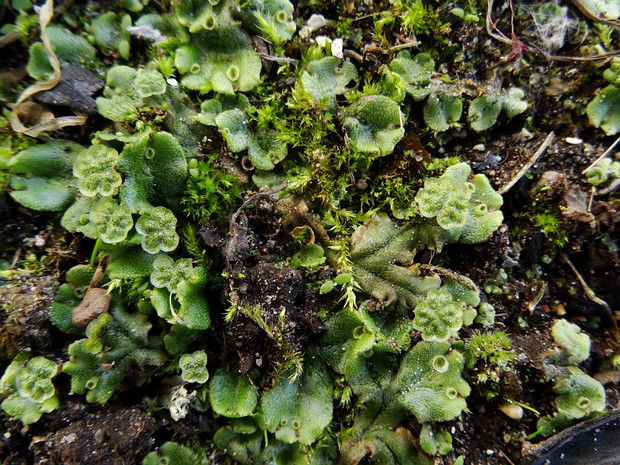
[33, 66, 104, 115]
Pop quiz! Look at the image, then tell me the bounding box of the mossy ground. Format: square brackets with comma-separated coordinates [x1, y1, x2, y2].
[1, 0, 620, 464]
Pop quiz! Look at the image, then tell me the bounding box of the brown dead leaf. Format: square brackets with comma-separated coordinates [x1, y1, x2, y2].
[562, 187, 595, 228]
[72, 256, 110, 327]
[276, 195, 330, 243]
[72, 287, 111, 328]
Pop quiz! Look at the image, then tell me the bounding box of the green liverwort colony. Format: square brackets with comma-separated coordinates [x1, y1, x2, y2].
[0, 0, 612, 463]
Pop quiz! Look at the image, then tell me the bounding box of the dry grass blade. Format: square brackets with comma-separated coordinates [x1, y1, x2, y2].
[561, 253, 619, 341]
[10, 0, 87, 138]
[569, 0, 620, 29]
[582, 135, 620, 175]
[498, 132, 555, 195]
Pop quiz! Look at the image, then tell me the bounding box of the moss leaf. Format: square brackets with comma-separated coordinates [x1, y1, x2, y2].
[350, 214, 441, 309]
[260, 359, 333, 445]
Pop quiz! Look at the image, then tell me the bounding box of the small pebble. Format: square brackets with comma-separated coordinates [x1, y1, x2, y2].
[499, 404, 524, 420]
[332, 38, 344, 58]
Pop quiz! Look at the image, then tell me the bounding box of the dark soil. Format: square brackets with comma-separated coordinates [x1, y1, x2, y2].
[1, 1, 619, 464]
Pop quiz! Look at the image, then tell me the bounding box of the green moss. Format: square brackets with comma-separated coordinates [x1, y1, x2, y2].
[412, 288, 466, 341]
[179, 350, 209, 383]
[183, 155, 243, 224]
[0, 353, 60, 424]
[343, 95, 405, 155]
[209, 368, 258, 418]
[8, 140, 82, 212]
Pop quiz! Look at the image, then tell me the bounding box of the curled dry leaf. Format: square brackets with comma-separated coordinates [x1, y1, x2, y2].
[72, 257, 111, 328]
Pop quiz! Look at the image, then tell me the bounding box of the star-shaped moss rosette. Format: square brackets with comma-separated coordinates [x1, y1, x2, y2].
[0, 353, 60, 424]
[135, 206, 180, 254]
[412, 288, 466, 342]
[179, 350, 209, 384]
[89, 198, 134, 244]
[72, 144, 123, 197]
[150, 255, 194, 292]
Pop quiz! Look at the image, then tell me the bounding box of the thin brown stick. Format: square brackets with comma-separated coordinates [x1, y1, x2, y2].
[486, 0, 512, 45]
[486, 0, 620, 63]
[582, 135, 620, 174]
[569, 0, 620, 29]
[258, 53, 299, 64]
[561, 253, 620, 341]
[498, 132, 555, 195]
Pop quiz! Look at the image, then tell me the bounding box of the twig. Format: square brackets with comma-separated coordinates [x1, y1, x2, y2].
[390, 40, 422, 52]
[169, 291, 186, 326]
[499, 450, 517, 465]
[569, 0, 620, 29]
[582, 135, 620, 174]
[352, 13, 376, 22]
[258, 53, 299, 64]
[587, 186, 595, 213]
[230, 181, 288, 226]
[343, 49, 364, 62]
[485, 0, 620, 63]
[561, 253, 619, 341]
[486, 0, 512, 45]
[546, 50, 620, 62]
[498, 132, 555, 195]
